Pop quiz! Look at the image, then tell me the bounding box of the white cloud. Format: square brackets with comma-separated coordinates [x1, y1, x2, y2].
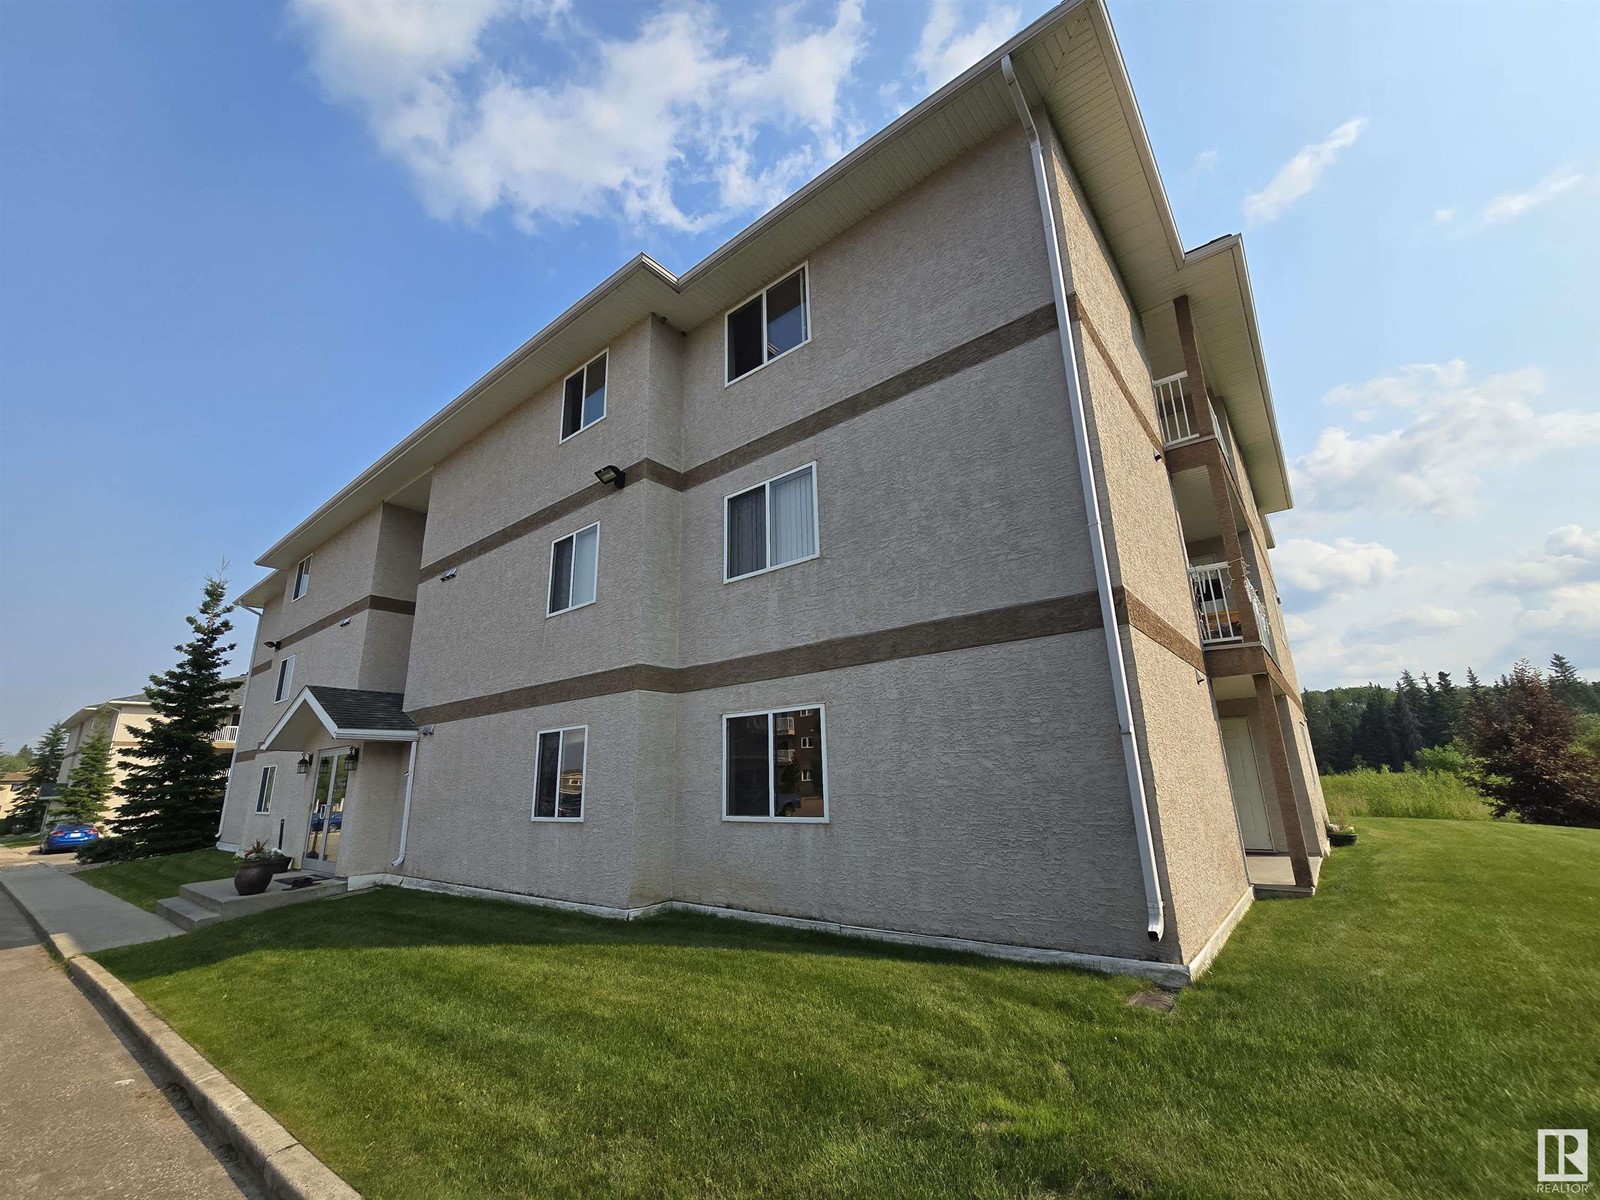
[289, 0, 870, 234]
[1273, 536, 1398, 602]
[913, 0, 1022, 95]
[1242, 117, 1366, 225]
[1432, 207, 1455, 224]
[1295, 361, 1600, 518]
[1517, 582, 1600, 635]
[1481, 525, 1600, 594]
[1481, 167, 1585, 225]
[1369, 605, 1468, 639]
[1192, 149, 1219, 171]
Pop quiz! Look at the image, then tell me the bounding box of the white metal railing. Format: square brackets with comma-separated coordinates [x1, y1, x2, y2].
[1243, 577, 1278, 662]
[1154, 373, 1197, 446]
[1188, 563, 1242, 645]
[215, 726, 240, 744]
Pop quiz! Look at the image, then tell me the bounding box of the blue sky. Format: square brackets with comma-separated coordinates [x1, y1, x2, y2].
[1, 0, 1597, 749]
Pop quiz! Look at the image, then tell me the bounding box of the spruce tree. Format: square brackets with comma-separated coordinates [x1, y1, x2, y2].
[9, 721, 66, 834]
[115, 575, 237, 856]
[1392, 680, 1425, 766]
[1353, 690, 1396, 770]
[56, 730, 114, 823]
[1548, 654, 1598, 714]
[1435, 671, 1462, 740]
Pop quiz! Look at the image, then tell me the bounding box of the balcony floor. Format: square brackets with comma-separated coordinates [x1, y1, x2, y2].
[1246, 852, 1321, 899]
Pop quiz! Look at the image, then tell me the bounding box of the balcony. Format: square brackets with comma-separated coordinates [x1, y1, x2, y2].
[1153, 372, 1238, 477]
[215, 725, 240, 745]
[1188, 562, 1277, 661]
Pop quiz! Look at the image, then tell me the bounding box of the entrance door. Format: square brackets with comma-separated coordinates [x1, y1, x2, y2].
[304, 750, 350, 873]
[1219, 718, 1275, 851]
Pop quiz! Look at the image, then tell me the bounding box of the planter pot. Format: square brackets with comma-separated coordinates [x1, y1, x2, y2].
[1329, 830, 1358, 848]
[234, 863, 274, 896]
[266, 854, 292, 874]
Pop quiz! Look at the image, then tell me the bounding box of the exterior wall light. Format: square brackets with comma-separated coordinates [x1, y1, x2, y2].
[594, 464, 626, 489]
[297, 753, 313, 774]
[264, 640, 281, 650]
[346, 747, 360, 771]
[440, 568, 457, 581]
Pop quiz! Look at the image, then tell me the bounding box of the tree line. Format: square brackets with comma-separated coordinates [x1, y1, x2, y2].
[1304, 654, 1600, 828]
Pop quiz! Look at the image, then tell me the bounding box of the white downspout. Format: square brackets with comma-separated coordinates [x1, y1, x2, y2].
[1002, 54, 1166, 942]
[390, 738, 418, 869]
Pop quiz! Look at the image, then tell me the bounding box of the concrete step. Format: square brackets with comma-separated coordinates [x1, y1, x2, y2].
[177, 873, 348, 922]
[155, 895, 223, 932]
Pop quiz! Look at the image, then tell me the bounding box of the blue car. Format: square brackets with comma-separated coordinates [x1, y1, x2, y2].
[41, 822, 101, 854]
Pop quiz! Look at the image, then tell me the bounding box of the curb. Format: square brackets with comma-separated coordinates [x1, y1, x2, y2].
[67, 956, 362, 1200]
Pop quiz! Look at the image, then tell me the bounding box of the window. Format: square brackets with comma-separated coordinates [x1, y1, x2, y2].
[255, 765, 277, 814]
[725, 266, 809, 383]
[723, 705, 826, 821]
[725, 464, 817, 581]
[274, 655, 295, 703]
[548, 522, 599, 615]
[561, 352, 607, 440]
[292, 555, 311, 601]
[533, 726, 587, 820]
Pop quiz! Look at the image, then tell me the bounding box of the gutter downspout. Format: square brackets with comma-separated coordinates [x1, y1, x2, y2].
[391, 738, 418, 869]
[1001, 54, 1165, 942]
[215, 602, 265, 844]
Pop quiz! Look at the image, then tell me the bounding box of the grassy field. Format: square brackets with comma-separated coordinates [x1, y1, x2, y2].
[1322, 767, 1493, 821]
[96, 819, 1598, 1199]
[77, 849, 237, 911]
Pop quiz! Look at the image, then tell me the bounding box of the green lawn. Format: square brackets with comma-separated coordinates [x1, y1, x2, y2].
[96, 819, 1598, 1199]
[1, 833, 40, 848]
[77, 849, 237, 912]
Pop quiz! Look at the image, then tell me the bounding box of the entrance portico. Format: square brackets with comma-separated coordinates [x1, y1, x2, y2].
[258, 687, 418, 877]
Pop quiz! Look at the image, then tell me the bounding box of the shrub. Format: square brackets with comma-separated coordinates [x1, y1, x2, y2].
[1413, 744, 1472, 776]
[1321, 768, 1493, 821]
[1463, 660, 1600, 828]
[76, 835, 141, 864]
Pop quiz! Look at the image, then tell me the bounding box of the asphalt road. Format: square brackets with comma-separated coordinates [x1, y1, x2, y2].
[0, 886, 258, 1199]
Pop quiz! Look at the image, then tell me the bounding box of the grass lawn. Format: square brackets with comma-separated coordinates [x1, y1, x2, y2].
[96, 818, 1598, 1199]
[1322, 767, 1493, 821]
[1, 833, 40, 848]
[77, 849, 237, 912]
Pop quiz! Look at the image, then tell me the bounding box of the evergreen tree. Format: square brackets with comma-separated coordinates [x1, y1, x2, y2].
[9, 721, 66, 833]
[1353, 690, 1397, 770]
[1548, 654, 1599, 714]
[1435, 671, 1463, 740]
[1392, 679, 1425, 766]
[1464, 660, 1600, 827]
[115, 575, 237, 856]
[56, 729, 114, 823]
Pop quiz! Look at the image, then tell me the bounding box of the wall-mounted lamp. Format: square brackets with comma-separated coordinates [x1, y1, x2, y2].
[1153, 451, 1163, 462]
[338, 617, 352, 627]
[296, 752, 313, 774]
[420, 725, 436, 736]
[594, 464, 626, 490]
[440, 568, 458, 581]
[265, 640, 281, 650]
[346, 746, 361, 771]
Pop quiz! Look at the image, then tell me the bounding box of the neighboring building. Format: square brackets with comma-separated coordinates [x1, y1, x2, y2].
[0, 772, 29, 822]
[56, 680, 246, 817]
[218, 0, 1329, 984]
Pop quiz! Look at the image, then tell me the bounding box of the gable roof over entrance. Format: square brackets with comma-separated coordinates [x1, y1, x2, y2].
[260, 686, 418, 751]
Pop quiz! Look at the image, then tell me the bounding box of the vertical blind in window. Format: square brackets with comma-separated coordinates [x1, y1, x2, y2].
[549, 523, 599, 614]
[725, 465, 816, 580]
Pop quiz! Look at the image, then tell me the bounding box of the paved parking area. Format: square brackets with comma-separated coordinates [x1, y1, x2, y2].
[0, 889, 257, 1198]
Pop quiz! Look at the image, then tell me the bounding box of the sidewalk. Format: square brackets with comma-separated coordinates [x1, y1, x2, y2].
[0, 861, 180, 957]
[0, 887, 255, 1198]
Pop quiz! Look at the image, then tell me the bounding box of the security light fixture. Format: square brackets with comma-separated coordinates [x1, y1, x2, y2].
[264, 640, 281, 650]
[440, 568, 457, 581]
[346, 747, 360, 771]
[594, 464, 626, 489]
[297, 753, 313, 774]
[338, 617, 352, 627]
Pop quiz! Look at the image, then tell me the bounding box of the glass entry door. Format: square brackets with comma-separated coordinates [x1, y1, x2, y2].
[304, 750, 350, 872]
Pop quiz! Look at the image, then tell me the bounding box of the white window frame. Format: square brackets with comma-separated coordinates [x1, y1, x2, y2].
[721, 703, 828, 824]
[255, 765, 277, 814]
[274, 654, 295, 703]
[292, 555, 311, 602]
[546, 521, 600, 617]
[722, 462, 819, 583]
[531, 724, 588, 822]
[723, 263, 810, 386]
[558, 349, 609, 444]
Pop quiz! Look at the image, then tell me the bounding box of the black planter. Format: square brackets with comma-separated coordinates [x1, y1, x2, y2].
[266, 854, 293, 874]
[1329, 830, 1358, 848]
[234, 863, 274, 896]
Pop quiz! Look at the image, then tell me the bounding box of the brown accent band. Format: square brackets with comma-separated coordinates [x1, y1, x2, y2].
[409, 590, 1105, 726]
[1122, 592, 1205, 673]
[233, 749, 258, 764]
[275, 594, 417, 652]
[1201, 642, 1301, 709]
[1065, 294, 1164, 455]
[248, 660, 274, 677]
[415, 305, 1058, 581]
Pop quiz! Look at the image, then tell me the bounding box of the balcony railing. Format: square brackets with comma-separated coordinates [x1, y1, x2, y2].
[1153, 372, 1239, 479]
[215, 725, 240, 745]
[1242, 577, 1278, 662]
[1188, 563, 1242, 644]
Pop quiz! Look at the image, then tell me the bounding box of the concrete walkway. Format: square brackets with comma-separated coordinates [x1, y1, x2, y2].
[0, 863, 181, 957]
[0, 888, 257, 1198]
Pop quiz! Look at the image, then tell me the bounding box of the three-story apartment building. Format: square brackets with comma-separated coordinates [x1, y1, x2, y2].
[219, 0, 1328, 984]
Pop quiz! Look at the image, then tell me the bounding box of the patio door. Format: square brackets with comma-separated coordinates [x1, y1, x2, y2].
[1219, 718, 1275, 852]
[304, 749, 350, 873]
